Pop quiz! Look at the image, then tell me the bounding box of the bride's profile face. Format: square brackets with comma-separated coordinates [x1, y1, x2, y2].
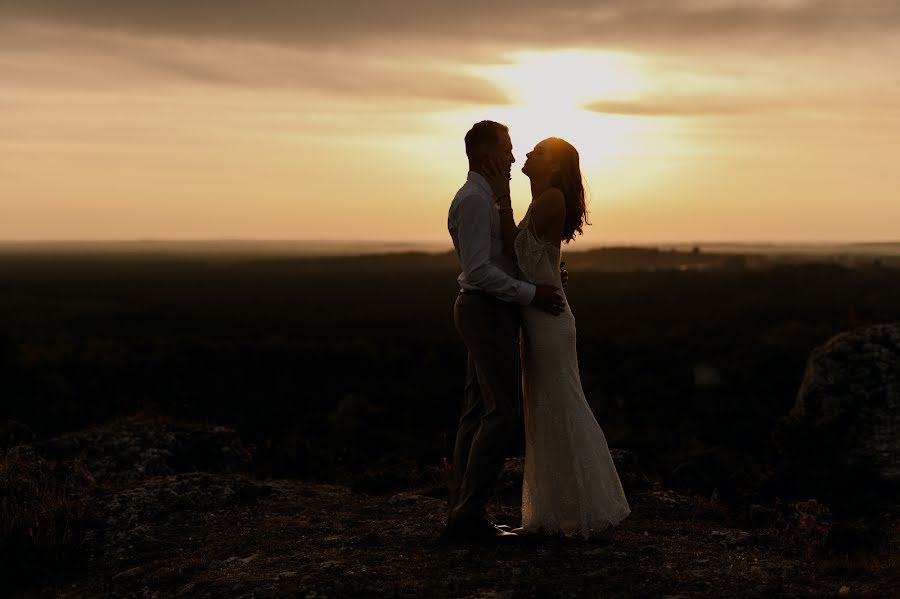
[521, 139, 558, 179]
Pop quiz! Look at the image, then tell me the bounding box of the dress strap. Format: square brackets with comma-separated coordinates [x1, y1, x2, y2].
[529, 211, 540, 238]
[525, 207, 552, 246]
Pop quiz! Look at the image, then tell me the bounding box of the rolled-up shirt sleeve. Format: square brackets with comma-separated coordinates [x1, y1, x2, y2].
[454, 195, 536, 305]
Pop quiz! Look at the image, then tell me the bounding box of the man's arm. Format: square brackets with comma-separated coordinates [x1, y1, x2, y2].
[455, 194, 535, 305]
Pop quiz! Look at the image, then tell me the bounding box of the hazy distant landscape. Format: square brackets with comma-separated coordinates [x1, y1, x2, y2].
[3, 240, 900, 259]
[2, 244, 899, 596]
[3, 243, 899, 472]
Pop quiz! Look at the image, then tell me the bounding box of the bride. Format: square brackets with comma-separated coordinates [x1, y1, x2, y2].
[483, 137, 631, 538]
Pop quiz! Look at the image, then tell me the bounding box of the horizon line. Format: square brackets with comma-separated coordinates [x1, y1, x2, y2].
[1, 238, 900, 247]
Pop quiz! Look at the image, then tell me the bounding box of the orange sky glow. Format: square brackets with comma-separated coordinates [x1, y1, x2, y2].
[2, 1, 899, 245]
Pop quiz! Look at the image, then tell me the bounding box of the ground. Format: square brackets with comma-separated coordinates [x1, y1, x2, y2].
[11, 447, 898, 598]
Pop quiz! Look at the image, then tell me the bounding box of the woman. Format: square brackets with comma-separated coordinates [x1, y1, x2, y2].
[483, 137, 631, 538]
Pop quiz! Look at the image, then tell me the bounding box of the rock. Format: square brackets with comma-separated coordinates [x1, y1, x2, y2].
[24, 416, 252, 484]
[775, 322, 900, 488]
[169, 425, 253, 475]
[88, 472, 274, 561]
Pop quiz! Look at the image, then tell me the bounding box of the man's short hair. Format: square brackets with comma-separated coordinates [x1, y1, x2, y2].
[465, 120, 509, 160]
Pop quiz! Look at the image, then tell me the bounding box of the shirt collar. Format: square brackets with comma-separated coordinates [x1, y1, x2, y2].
[466, 171, 493, 196]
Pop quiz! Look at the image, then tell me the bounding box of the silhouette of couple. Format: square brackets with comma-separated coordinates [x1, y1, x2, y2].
[444, 121, 630, 542]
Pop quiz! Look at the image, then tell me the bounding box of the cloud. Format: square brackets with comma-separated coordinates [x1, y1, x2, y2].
[584, 98, 756, 116]
[2, 2, 896, 120]
[584, 93, 900, 120]
[0, 23, 510, 105]
[2, 1, 899, 52]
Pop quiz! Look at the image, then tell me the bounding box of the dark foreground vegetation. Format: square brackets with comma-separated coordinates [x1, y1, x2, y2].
[1, 247, 898, 597]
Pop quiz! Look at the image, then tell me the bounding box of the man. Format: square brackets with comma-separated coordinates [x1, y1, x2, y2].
[444, 121, 564, 542]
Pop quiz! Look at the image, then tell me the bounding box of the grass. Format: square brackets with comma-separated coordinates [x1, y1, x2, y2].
[0, 449, 96, 586]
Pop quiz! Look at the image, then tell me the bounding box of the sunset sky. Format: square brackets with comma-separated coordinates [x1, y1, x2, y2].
[2, 1, 899, 245]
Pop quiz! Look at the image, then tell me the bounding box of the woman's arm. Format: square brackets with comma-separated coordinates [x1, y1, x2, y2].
[496, 195, 520, 259]
[480, 157, 521, 259]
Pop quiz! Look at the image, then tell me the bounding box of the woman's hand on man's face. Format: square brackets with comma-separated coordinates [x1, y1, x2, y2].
[481, 156, 511, 201]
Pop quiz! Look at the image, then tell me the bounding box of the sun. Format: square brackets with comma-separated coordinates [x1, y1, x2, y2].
[485, 50, 645, 109]
[423, 49, 682, 215]
[464, 50, 654, 170]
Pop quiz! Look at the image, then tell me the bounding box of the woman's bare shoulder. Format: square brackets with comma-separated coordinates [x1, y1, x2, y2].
[528, 188, 565, 242]
[532, 187, 565, 217]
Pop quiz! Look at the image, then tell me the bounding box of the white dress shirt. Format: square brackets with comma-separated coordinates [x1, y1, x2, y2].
[448, 171, 536, 305]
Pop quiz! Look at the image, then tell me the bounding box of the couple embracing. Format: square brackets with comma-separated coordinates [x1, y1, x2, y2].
[444, 120, 630, 543]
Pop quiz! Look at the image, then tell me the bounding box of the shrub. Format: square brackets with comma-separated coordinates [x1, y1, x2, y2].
[0, 448, 95, 586]
[783, 498, 832, 556]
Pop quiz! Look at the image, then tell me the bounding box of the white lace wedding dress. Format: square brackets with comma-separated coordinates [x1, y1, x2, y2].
[515, 207, 631, 538]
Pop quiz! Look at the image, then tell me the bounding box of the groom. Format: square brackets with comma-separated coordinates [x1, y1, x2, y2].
[444, 120, 564, 542]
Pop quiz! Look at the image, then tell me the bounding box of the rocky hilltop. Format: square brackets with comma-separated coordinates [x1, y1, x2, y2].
[3, 414, 896, 598]
[3, 323, 900, 598]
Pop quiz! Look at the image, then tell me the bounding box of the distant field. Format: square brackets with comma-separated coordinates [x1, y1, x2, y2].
[2, 249, 899, 488]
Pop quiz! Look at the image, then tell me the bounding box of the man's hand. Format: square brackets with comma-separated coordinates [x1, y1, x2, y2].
[532, 284, 565, 315]
[560, 261, 569, 289]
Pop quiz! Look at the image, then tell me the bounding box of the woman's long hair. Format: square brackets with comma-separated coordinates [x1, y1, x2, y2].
[546, 137, 589, 243]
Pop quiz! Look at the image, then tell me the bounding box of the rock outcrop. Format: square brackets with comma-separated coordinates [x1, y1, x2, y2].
[4, 415, 898, 598]
[18, 415, 252, 484]
[776, 322, 900, 489]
